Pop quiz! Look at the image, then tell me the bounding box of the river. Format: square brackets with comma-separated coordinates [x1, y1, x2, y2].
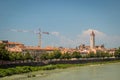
[1, 62, 120, 80]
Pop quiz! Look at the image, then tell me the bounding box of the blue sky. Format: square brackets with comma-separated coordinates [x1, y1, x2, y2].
[0, 0, 120, 48]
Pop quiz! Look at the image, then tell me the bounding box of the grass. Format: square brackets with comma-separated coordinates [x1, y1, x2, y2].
[0, 60, 120, 77]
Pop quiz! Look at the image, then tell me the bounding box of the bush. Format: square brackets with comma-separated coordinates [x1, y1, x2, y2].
[32, 74, 36, 77]
[42, 65, 56, 70]
[27, 74, 31, 78]
[27, 74, 36, 78]
[0, 69, 7, 77]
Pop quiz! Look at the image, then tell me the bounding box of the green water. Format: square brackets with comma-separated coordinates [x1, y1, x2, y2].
[1, 62, 120, 80]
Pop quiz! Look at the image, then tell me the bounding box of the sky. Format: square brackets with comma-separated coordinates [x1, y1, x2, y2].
[0, 0, 120, 48]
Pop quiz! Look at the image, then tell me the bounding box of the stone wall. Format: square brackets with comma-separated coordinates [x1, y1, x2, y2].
[0, 58, 120, 68]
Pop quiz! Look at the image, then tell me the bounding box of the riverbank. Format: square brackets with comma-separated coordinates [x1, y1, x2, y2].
[0, 59, 120, 78]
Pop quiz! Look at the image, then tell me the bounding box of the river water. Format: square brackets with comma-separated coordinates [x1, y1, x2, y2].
[1, 62, 120, 80]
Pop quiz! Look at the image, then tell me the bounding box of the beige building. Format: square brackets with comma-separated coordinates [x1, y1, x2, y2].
[0, 40, 55, 57]
[22, 46, 55, 59]
[0, 40, 24, 52]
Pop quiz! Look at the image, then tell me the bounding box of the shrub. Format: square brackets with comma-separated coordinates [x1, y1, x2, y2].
[0, 70, 7, 77]
[42, 65, 56, 70]
[27, 74, 31, 78]
[32, 74, 36, 77]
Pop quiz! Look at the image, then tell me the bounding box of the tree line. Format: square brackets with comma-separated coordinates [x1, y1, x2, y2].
[39, 50, 113, 60]
[0, 43, 33, 64]
[0, 43, 120, 63]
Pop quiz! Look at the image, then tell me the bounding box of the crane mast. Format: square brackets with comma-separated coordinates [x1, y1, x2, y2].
[38, 28, 49, 48]
[38, 29, 42, 47]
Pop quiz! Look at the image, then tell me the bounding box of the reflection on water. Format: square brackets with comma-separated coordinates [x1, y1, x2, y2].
[1, 63, 120, 80]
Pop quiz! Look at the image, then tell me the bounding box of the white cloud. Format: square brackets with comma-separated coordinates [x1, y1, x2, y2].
[81, 29, 106, 36]
[50, 31, 74, 47]
[77, 29, 120, 48]
[51, 32, 60, 36]
[76, 29, 106, 46]
[50, 29, 120, 48]
[9, 29, 30, 33]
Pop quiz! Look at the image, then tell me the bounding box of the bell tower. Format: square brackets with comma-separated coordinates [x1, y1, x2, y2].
[90, 31, 95, 49]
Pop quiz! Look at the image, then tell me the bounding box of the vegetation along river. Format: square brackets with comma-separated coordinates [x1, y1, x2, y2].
[1, 62, 120, 80]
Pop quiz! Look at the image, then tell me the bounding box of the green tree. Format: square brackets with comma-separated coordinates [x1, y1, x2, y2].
[87, 52, 95, 58]
[104, 52, 111, 58]
[101, 52, 106, 59]
[24, 52, 33, 62]
[48, 53, 54, 60]
[9, 52, 20, 63]
[96, 51, 111, 58]
[114, 47, 120, 57]
[16, 52, 21, 60]
[53, 50, 62, 59]
[40, 53, 49, 60]
[96, 52, 102, 58]
[0, 43, 10, 62]
[72, 51, 82, 59]
[61, 52, 71, 60]
[9, 52, 16, 61]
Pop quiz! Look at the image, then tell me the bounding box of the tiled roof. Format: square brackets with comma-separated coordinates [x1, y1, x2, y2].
[23, 46, 55, 51]
[7, 42, 23, 45]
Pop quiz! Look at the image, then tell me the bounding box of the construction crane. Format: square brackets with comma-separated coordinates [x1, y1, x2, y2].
[37, 28, 49, 48]
[9, 28, 49, 48]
